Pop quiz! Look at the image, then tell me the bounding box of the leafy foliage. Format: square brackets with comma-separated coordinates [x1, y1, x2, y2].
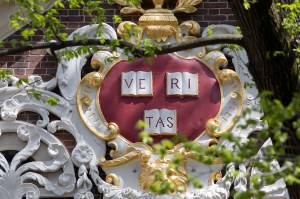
[276, 0, 300, 53]
[0, 69, 11, 80]
[138, 93, 300, 197]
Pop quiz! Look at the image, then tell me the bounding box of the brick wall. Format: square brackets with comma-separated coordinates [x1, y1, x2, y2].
[0, 0, 236, 168]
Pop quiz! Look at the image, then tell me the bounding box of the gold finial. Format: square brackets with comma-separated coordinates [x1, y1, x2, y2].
[153, 0, 164, 9]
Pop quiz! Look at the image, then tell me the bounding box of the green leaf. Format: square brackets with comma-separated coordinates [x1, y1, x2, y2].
[161, 140, 174, 149]
[135, 120, 148, 129]
[28, 89, 41, 100]
[16, 78, 29, 87]
[236, 26, 242, 35]
[150, 181, 161, 193]
[21, 29, 36, 40]
[46, 97, 59, 106]
[243, 0, 251, 10]
[0, 69, 11, 80]
[54, 0, 65, 8]
[207, 26, 213, 36]
[11, 39, 17, 48]
[285, 174, 300, 185]
[113, 15, 122, 24]
[138, 131, 153, 144]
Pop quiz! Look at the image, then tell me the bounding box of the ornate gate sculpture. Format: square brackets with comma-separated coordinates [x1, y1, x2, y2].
[0, 0, 289, 198]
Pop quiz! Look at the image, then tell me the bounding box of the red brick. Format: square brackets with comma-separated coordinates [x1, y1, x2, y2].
[56, 132, 75, 141]
[67, 23, 80, 28]
[26, 69, 46, 75]
[204, 15, 227, 21]
[25, 56, 44, 62]
[57, 9, 69, 15]
[14, 56, 26, 62]
[63, 140, 76, 148]
[29, 62, 41, 68]
[16, 114, 28, 121]
[30, 49, 47, 55]
[0, 56, 15, 61]
[0, 63, 7, 68]
[8, 62, 28, 68]
[14, 68, 26, 75]
[228, 15, 236, 20]
[69, 16, 84, 22]
[40, 62, 56, 68]
[220, 9, 233, 15]
[194, 8, 208, 15]
[209, 9, 219, 14]
[46, 68, 56, 75]
[46, 55, 57, 61]
[69, 9, 80, 15]
[192, 16, 204, 22]
[203, 3, 227, 8]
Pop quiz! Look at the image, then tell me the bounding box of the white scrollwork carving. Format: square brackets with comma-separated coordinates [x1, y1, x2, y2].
[0, 170, 40, 199]
[72, 144, 94, 166]
[234, 164, 247, 193]
[1, 90, 71, 124]
[0, 121, 76, 198]
[250, 139, 288, 198]
[28, 75, 58, 91]
[75, 165, 94, 199]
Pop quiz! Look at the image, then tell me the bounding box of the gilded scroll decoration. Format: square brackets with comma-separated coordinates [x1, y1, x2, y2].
[209, 171, 223, 185]
[85, 72, 103, 87]
[106, 173, 121, 187]
[99, 150, 142, 169]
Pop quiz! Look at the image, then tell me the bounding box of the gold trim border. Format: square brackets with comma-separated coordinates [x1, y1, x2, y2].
[77, 50, 244, 167]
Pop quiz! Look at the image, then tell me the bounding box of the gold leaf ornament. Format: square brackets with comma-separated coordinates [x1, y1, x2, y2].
[173, 0, 202, 13]
[144, 25, 177, 43]
[139, 157, 187, 193]
[115, 0, 145, 14]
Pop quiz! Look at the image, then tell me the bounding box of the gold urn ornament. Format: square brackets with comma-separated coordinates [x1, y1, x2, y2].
[117, 0, 202, 43]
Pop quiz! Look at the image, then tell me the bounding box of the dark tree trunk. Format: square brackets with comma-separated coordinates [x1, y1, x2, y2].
[227, 1, 300, 198]
[228, 0, 299, 106]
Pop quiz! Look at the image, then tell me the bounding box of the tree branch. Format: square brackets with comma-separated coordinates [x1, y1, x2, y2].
[157, 35, 244, 55]
[0, 34, 243, 57]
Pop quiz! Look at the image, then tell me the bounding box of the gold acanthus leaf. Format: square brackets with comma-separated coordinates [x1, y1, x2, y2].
[144, 25, 177, 43]
[115, 0, 145, 14]
[172, 0, 202, 13]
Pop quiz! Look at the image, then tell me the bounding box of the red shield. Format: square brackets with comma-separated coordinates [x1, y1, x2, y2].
[99, 53, 221, 143]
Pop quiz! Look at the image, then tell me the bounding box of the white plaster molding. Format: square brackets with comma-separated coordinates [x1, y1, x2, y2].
[56, 23, 117, 102]
[202, 24, 238, 53]
[28, 75, 58, 91]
